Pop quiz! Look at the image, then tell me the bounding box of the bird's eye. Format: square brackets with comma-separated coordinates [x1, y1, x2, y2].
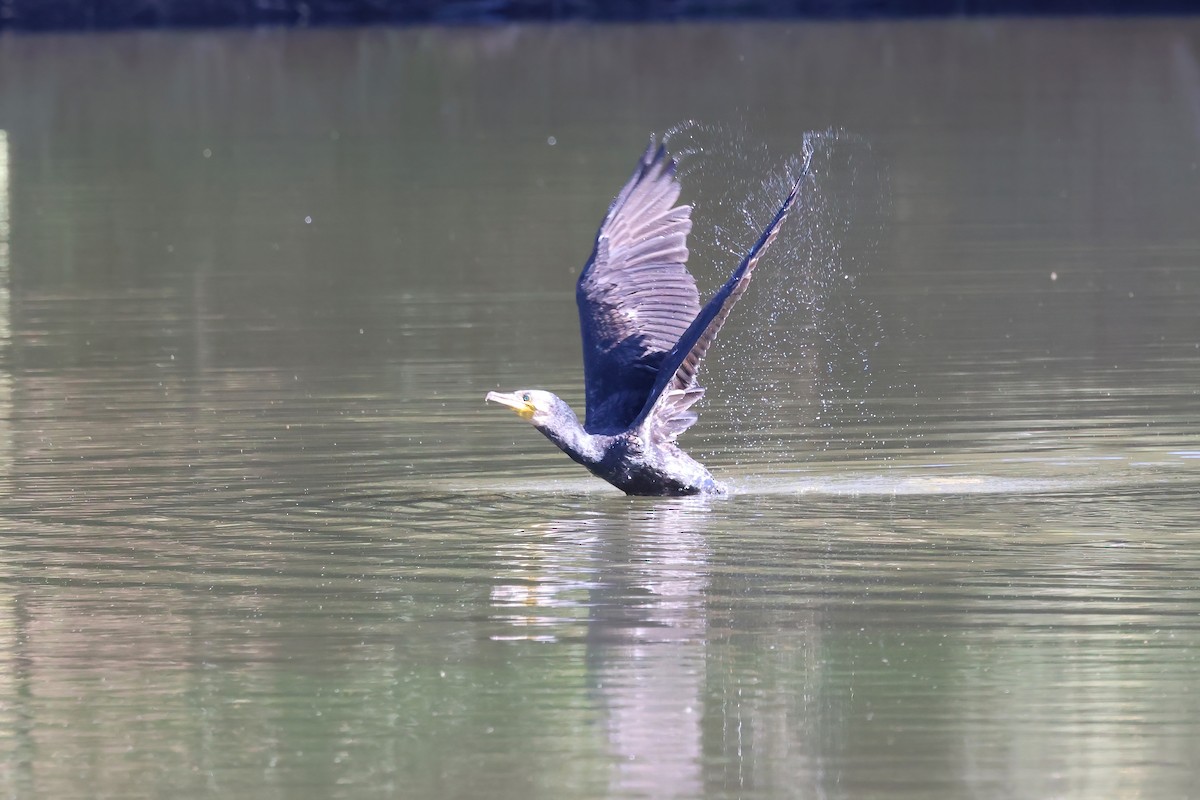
[521, 393, 531, 403]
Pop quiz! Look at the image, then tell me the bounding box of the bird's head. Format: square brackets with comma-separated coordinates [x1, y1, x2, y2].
[484, 389, 570, 428]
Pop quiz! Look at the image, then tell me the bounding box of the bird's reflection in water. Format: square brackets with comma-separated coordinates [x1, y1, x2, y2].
[488, 500, 714, 797]
[585, 501, 711, 798]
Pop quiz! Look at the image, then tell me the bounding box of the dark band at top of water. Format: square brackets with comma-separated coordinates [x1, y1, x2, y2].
[0, 0, 1196, 31]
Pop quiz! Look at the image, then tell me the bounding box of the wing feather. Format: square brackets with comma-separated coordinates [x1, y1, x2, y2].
[576, 138, 701, 432]
[634, 152, 814, 443]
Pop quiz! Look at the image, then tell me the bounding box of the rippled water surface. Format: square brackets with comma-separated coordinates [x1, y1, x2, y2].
[0, 18, 1199, 799]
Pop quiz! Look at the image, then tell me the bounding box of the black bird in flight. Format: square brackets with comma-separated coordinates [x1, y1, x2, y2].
[487, 137, 810, 495]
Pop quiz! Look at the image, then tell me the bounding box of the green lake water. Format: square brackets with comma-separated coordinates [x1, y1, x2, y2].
[0, 18, 1198, 798]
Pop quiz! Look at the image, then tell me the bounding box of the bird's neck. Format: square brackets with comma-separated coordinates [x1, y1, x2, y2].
[535, 414, 604, 466]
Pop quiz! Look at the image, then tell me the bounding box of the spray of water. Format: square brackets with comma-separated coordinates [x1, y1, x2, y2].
[662, 121, 894, 470]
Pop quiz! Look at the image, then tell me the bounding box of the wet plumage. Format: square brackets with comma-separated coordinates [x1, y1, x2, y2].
[486, 137, 809, 495]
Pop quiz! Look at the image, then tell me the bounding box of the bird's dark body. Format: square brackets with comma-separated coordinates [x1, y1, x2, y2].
[524, 403, 721, 495]
[486, 137, 811, 496]
[589, 434, 722, 497]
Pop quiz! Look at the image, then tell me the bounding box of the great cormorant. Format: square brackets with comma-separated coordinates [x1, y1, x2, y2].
[486, 137, 810, 496]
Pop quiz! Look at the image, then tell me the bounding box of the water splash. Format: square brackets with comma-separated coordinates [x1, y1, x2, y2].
[663, 122, 897, 470]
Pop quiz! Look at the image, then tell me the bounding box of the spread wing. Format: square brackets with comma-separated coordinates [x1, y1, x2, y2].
[634, 153, 813, 444]
[576, 138, 700, 433]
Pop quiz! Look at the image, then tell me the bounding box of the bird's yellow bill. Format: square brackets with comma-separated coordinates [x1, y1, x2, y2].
[485, 391, 535, 420]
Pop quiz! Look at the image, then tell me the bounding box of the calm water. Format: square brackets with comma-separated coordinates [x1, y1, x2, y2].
[0, 18, 1199, 799]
